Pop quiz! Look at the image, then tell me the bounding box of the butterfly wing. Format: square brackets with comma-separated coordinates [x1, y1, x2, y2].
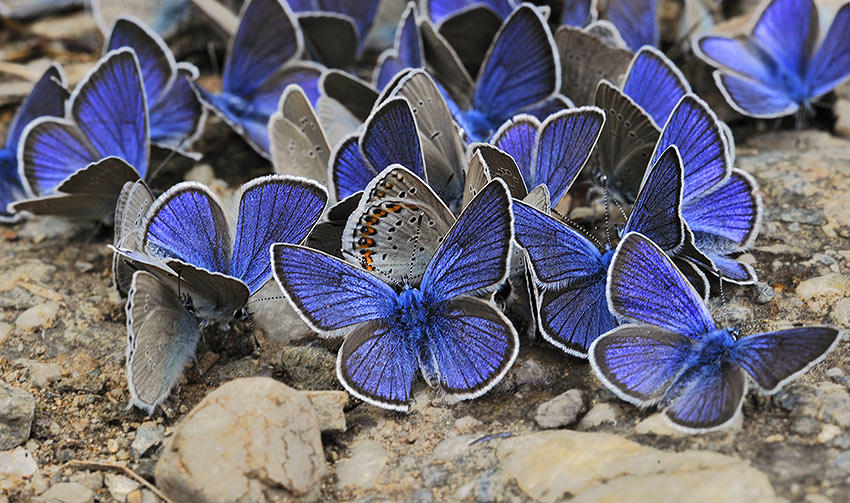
[684, 169, 761, 250]
[19, 119, 100, 196]
[732, 327, 840, 393]
[622, 47, 690, 127]
[421, 179, 513, 302]
[622, 145, 684, 253]
[806, 3, 850, 98]
[605, 0, 658, 51]
[361, 98, 426, 181]
[6, 64, 67, 152]
[436, 6, 503, 79]
[555, 25, 633, 106]
[105, 17, 175, 105]
[148, 64, 205, 151]
[269, 86, 331, 186]
[125, 270, 201, 414]
[375, 3, 423, 89]
[662, 359, 747, 432]
[713, 72, 799, 117]
[749, 0, 816, 79]
[342, 165, 454, 285]
[538, 277, 617, 357]
[427, 296, 519, 400]
[230, 175, 328, 294]
[297, 13, 358, 68]
[72, 49, 149, 179]
[492, 115, 539, 189]
[113, 180, 154, 296]
[331, 135, 377, 201]
[609, 232, 715, 337]
[472, 143, 528, 199]
[142, 182, 232, 274]
[560, 0, 596, 27]
[589, 324, 694, 406]
[592, 80, 660, 202]
[271, 243, 398, 332]
[473, 5, 559, 126]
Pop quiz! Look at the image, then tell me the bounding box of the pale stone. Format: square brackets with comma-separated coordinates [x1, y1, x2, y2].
[578, 403, 621, 430]
[497, 430, 777, 503]
[302, 390, 348, 434]
[634, 413, 688, 437]
[15, 302, 60, 332]
[105, 473, 140, 502]
[534, 389, 585, 429]
[0, 381, 35, 449]
[835, 99, 850, 139]
[335, 439, 389, 490]
[831, 298, 850, 327]
[0, 447, 39, 491]
[34, 482, 95, 503]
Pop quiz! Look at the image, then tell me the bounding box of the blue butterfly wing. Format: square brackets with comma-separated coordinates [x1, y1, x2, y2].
[623, 47, 690, 127]
[520, 95, 574, 121]
[427, 297, 519, 398]
[19, 119, 99, 196]
[337, 320, 417, 411]
[492, 115, 538, 188]
[426, 0, 514, 24]
[397, 4, 423, 69]
[655, 94, 730, 204]
[376, 55, 405, 91]
[534, 107, 605, 205]
[247, 64, 322, 115]
[714, 71, 798, 117]
[750, 0, 816, 79]
[473, 5, 558, 125]
[589, 324, 694, 406]
[538, 276, 617, 357]
[700, 251, 756, 284]
[421, 179, 512, 302]
[560, 0, 595, 27]
[663, 359, 746, 432]
[271, 243, 398, 331]
[683, 169, 760, 248]
[622, 146, 684, 253]
[513, 200, 605, 283]
[6, 64, 67, 151]
[106, 17, 173, 105]
[230, 176, 327, 294]
[223, 0, 301, 99]
[697, 37, 778, 85]
[806, 3, 850, 97]
[609, 232, 716, 337]
[332, 135, 377, 201]
[143, 184, 231, 274]
[606, 0, 658, 50]
[73, 49, 148, 178]
[149, 66, 204, 149]
[361, 98, 425, 179]
[732, 327, 840, 393]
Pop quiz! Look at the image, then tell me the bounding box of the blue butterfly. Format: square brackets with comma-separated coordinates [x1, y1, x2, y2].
[12, 49, 149, 221]
[105, 17, 205, 154]
[433, 4, 564, 142]
[196, 0, 322, 157]
[272, 179, 518, 411]
[92, 0, 192, 38]
[590, 231, 841, 432]
[115, 175, 328, 412]
[604, 0, 657, 51]
[374, 3, 424, 90]
[287, 0, 381, 68]
[622, 46, 691, 129]
[696, 0, 850, 118]
[425, 0, 595, 28]
[514, 145, 686, 357]
[492, 106, 605, 207]
[654, 94, 762, 285]
[0, 64, 67, 222]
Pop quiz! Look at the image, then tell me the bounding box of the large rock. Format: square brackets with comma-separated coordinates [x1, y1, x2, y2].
[155, 377, 328, 503]
[0, 381, 35, 449]
[497, 430, 777, 503]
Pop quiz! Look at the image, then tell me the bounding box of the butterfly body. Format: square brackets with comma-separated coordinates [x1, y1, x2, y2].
[459, 109, 496, 143]
[657, 328, 738, 408]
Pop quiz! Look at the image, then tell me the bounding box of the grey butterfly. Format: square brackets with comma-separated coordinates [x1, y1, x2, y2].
[555, 24, 633, 106]
[112, 179, 154, 297]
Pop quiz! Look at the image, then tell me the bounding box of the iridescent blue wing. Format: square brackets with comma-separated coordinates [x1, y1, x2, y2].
[473, 5, 559, 125]
[560, 0, 596, 27]
[331, 135, 376, 201]
[6, 64, 67, 152]
[142, 183, 231, 275]
[685, 167, 761, 250]
[538, 277, 617, 357]
[222, 0, 301, 99]
[806, 3, 850, 98]
[520, 94, 575, 120]
[421, 179, 512, 302]
[426, 297, 519, 399]
[654, 94, 731, 204]
[622, 47, 690, 127]
[589, 324, 694, 406]
[609, 232, 715, 337]
[662, 359, 746, 432]
[105, 17, 174, 105]
[713, 72, 798, 117]
[337, 320, 417, 411]
[492, 115, 538, 187]
[513, 200, 605, 283]
[72, 49, 149, 178]
[622, 145, 684, 253]
[19, 119, 99, 196]
[749, 0, 816, 79]
[271, 243, 398, 332]
[125, 270, 200, 414]
[230, 175, 327, 294]
[696, 37, 779, 86]
[426, 0, 514, 24]
[533, 107, 605, 205]
[148, 64, 205, 150]
[361, 98, 426, 180]
[605, 0, 657, 51]
[732, 327, 840, 393]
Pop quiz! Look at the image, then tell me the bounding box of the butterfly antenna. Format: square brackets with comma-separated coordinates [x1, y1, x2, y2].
[146, 145, 181, 183]
[552, 208, 605, 249]
[207, 40, 220, 78]
[603, 177, 612, 247]
[246, 295, 287, 305]
[406, 213, 425, 286]
[611, 197, 628, 224]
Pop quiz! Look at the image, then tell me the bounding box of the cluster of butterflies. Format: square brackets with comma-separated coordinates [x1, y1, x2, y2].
[0, 0, 847, 432]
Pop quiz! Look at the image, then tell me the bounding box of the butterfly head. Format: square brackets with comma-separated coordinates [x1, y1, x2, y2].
[693, 329, 738, 365]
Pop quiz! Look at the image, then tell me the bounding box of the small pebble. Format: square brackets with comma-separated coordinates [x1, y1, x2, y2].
[753, 282, 776, 304]
[534, 389, 585, 429]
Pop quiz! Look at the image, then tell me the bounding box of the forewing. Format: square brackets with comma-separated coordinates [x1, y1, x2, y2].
[106, 17, 174, 103]
[149, 66, 205, 150]
[750, 0, 816, 79]
[589, 324, 694, 406]
[421, 179, 512, 301]
[733, 327, 840, 392]
[231, 175, 328, 294]
[19, 119, 99, 196]
[555, 25, 633, 106]
[622, 47, 690, 127]
[807, 3, 850, 97]
[492, 115, 539, 187]
[331, 135, 378, 201]
[605, 0, 658, 51]
[271, 243, 398, 332]
[6, 64, 67, 151]
[609, 232, 715, 337]
[362, 98, 426, 180]
[428, 296, 519, 399]
[684, 169, 761, 249]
